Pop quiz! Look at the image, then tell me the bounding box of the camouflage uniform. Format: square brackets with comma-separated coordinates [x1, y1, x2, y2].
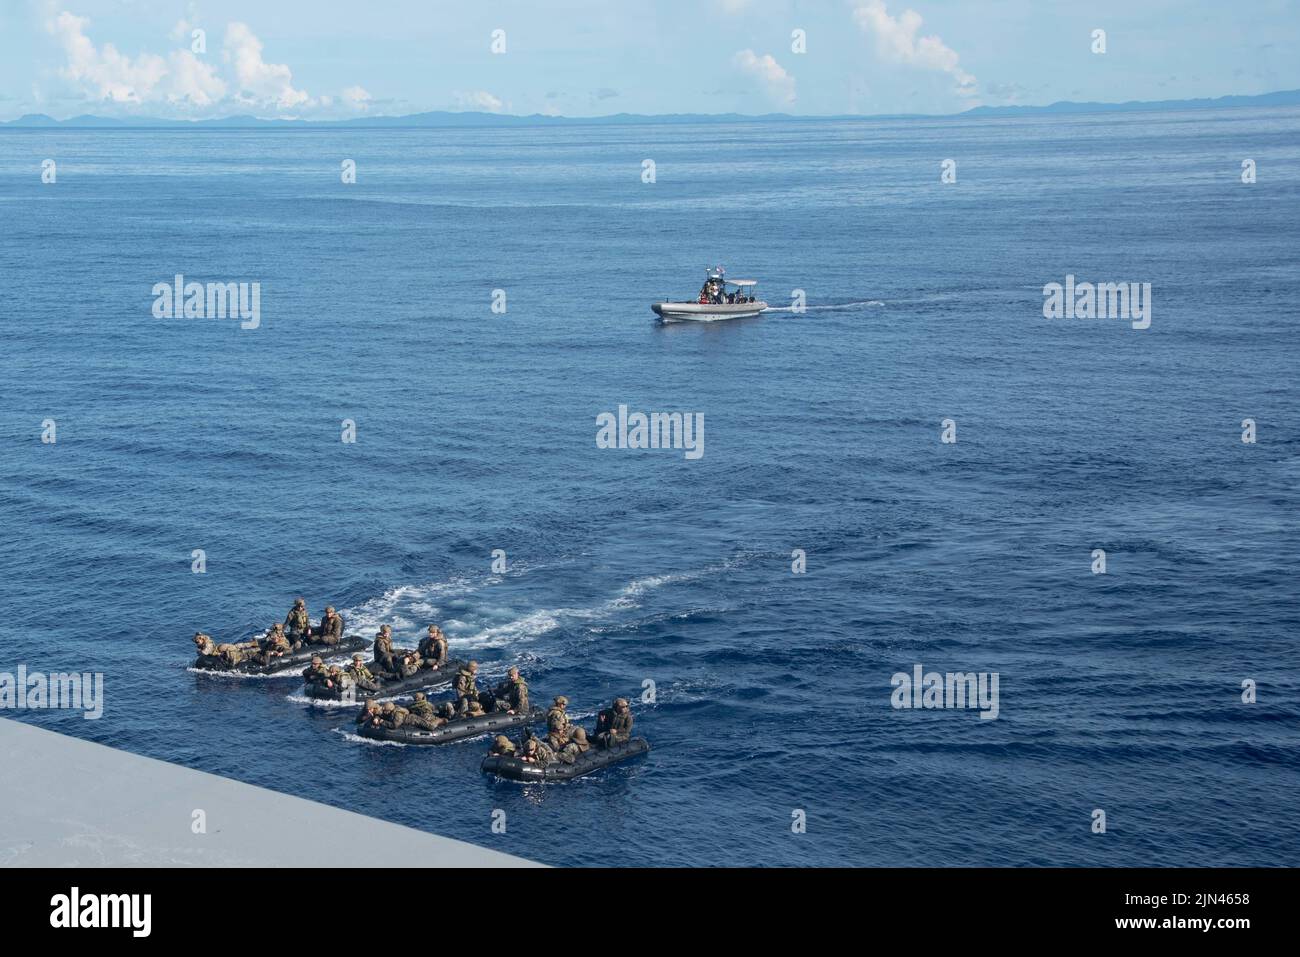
[377, 702, 406, 729]
[356, 701, 383, 727]
[347, 656, 381, 692]
[403, 693, 445, 730]
[418, 631, 449, 668]
[373, 630, 400, 676]
[557, 726, 591, 764]
[454, 663, 480, 715]
[302, 658, 331, 686]
[193, 633, 251, 666]
[254, 626, 292, 664]
[313, 608, 344, 646]
[329, 665, 355, 696]
[593, 699, 634, 748]
[522, 738, 556, 767]
[488, 735, 516, 757]
[492, 670, 529, 714]
[393, 649, 421, 679]
[284, 599, 310, 638]
[546, 697, 572, 750]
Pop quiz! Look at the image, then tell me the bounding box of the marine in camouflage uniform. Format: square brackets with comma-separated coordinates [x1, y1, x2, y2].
[346, 654, 381, 692]
[356, 700, 383, 727]
[377, 701, 408, 729]
[593, 698, 634, 749]
[546, 695, 572, 751]
[313, 605, 344, 646]
[329, 664, 355, 696]
[254, 624, 292, 665]
[284, 598, 311, 641]
[521, 736, 556, 766]
[372, 626, 400, 676]
[488, 734, 516, 757]
[393, 649, 421, 679]
[454, 661, 481, 715]
[417, 625, 449, 669]
[491, 667, 529, 714]
[557, 726, 591, 765]
[301, 655, 331, 686]
[193, 632, 255, 666]
[403, 692, 446, 730]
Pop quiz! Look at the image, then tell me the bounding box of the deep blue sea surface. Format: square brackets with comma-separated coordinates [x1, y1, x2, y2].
[1, 109, 1298, 866]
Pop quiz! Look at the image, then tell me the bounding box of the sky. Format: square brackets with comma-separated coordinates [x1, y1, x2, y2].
[0, 0, 1297, 121]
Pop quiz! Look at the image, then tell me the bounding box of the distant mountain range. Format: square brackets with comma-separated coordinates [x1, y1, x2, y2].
[4, 89, 1299, 128]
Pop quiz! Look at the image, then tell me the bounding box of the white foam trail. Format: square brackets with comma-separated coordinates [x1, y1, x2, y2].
[334, 728, 405, 748]
[186, 667, 291, 681]
[764, 300, 884, 313]
[287, 689, 364, 709]
[333, 556, 743, 659]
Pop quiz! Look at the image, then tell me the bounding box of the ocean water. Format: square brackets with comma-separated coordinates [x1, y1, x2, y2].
[1, 109, 1298, 867]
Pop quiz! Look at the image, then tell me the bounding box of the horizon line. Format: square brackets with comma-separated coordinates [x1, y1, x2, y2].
[5, 88, 1300, 128]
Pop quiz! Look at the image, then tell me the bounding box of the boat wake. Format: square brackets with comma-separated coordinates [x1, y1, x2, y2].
[333, 728, 406, 747]
[764, 299, 885, 313]
[338, 558, 740, 655]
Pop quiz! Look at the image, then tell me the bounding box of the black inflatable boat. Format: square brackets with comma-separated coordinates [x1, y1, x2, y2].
[305, 658, 466, 700]
[357, 707, 545, 745]
[193, 636, 370, 675]
[481, 737, 650, 782]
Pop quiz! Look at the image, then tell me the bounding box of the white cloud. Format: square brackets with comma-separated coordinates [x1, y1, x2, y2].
[44, 11, 372, 115]
[852, 1, 977, 97]
[223, 21, 309, 109]
[454, 90, 504, 112]
[52, 11, 167, 104]
[166, 50, 227, 106]
[732, 49, 796, 105]
[342, 85, 372, 111]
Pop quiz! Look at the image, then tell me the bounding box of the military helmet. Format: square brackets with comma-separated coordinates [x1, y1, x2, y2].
[328, 665, 341, 674]
[294, 597, 305, 606]
[571, 727, 588, 743]
[614, 697, 629, 709]
[311, 655, 323, 664]
[553, 695, 568, 707]
[468, 660, 478, 671]
[493, 735, 513, 750]
[413, 692, 426, 702]
[352, 654, 364, 661]
[507, 666, 519, 678]
[365, 700, 380, 710]
[381, 702, 396, 713]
